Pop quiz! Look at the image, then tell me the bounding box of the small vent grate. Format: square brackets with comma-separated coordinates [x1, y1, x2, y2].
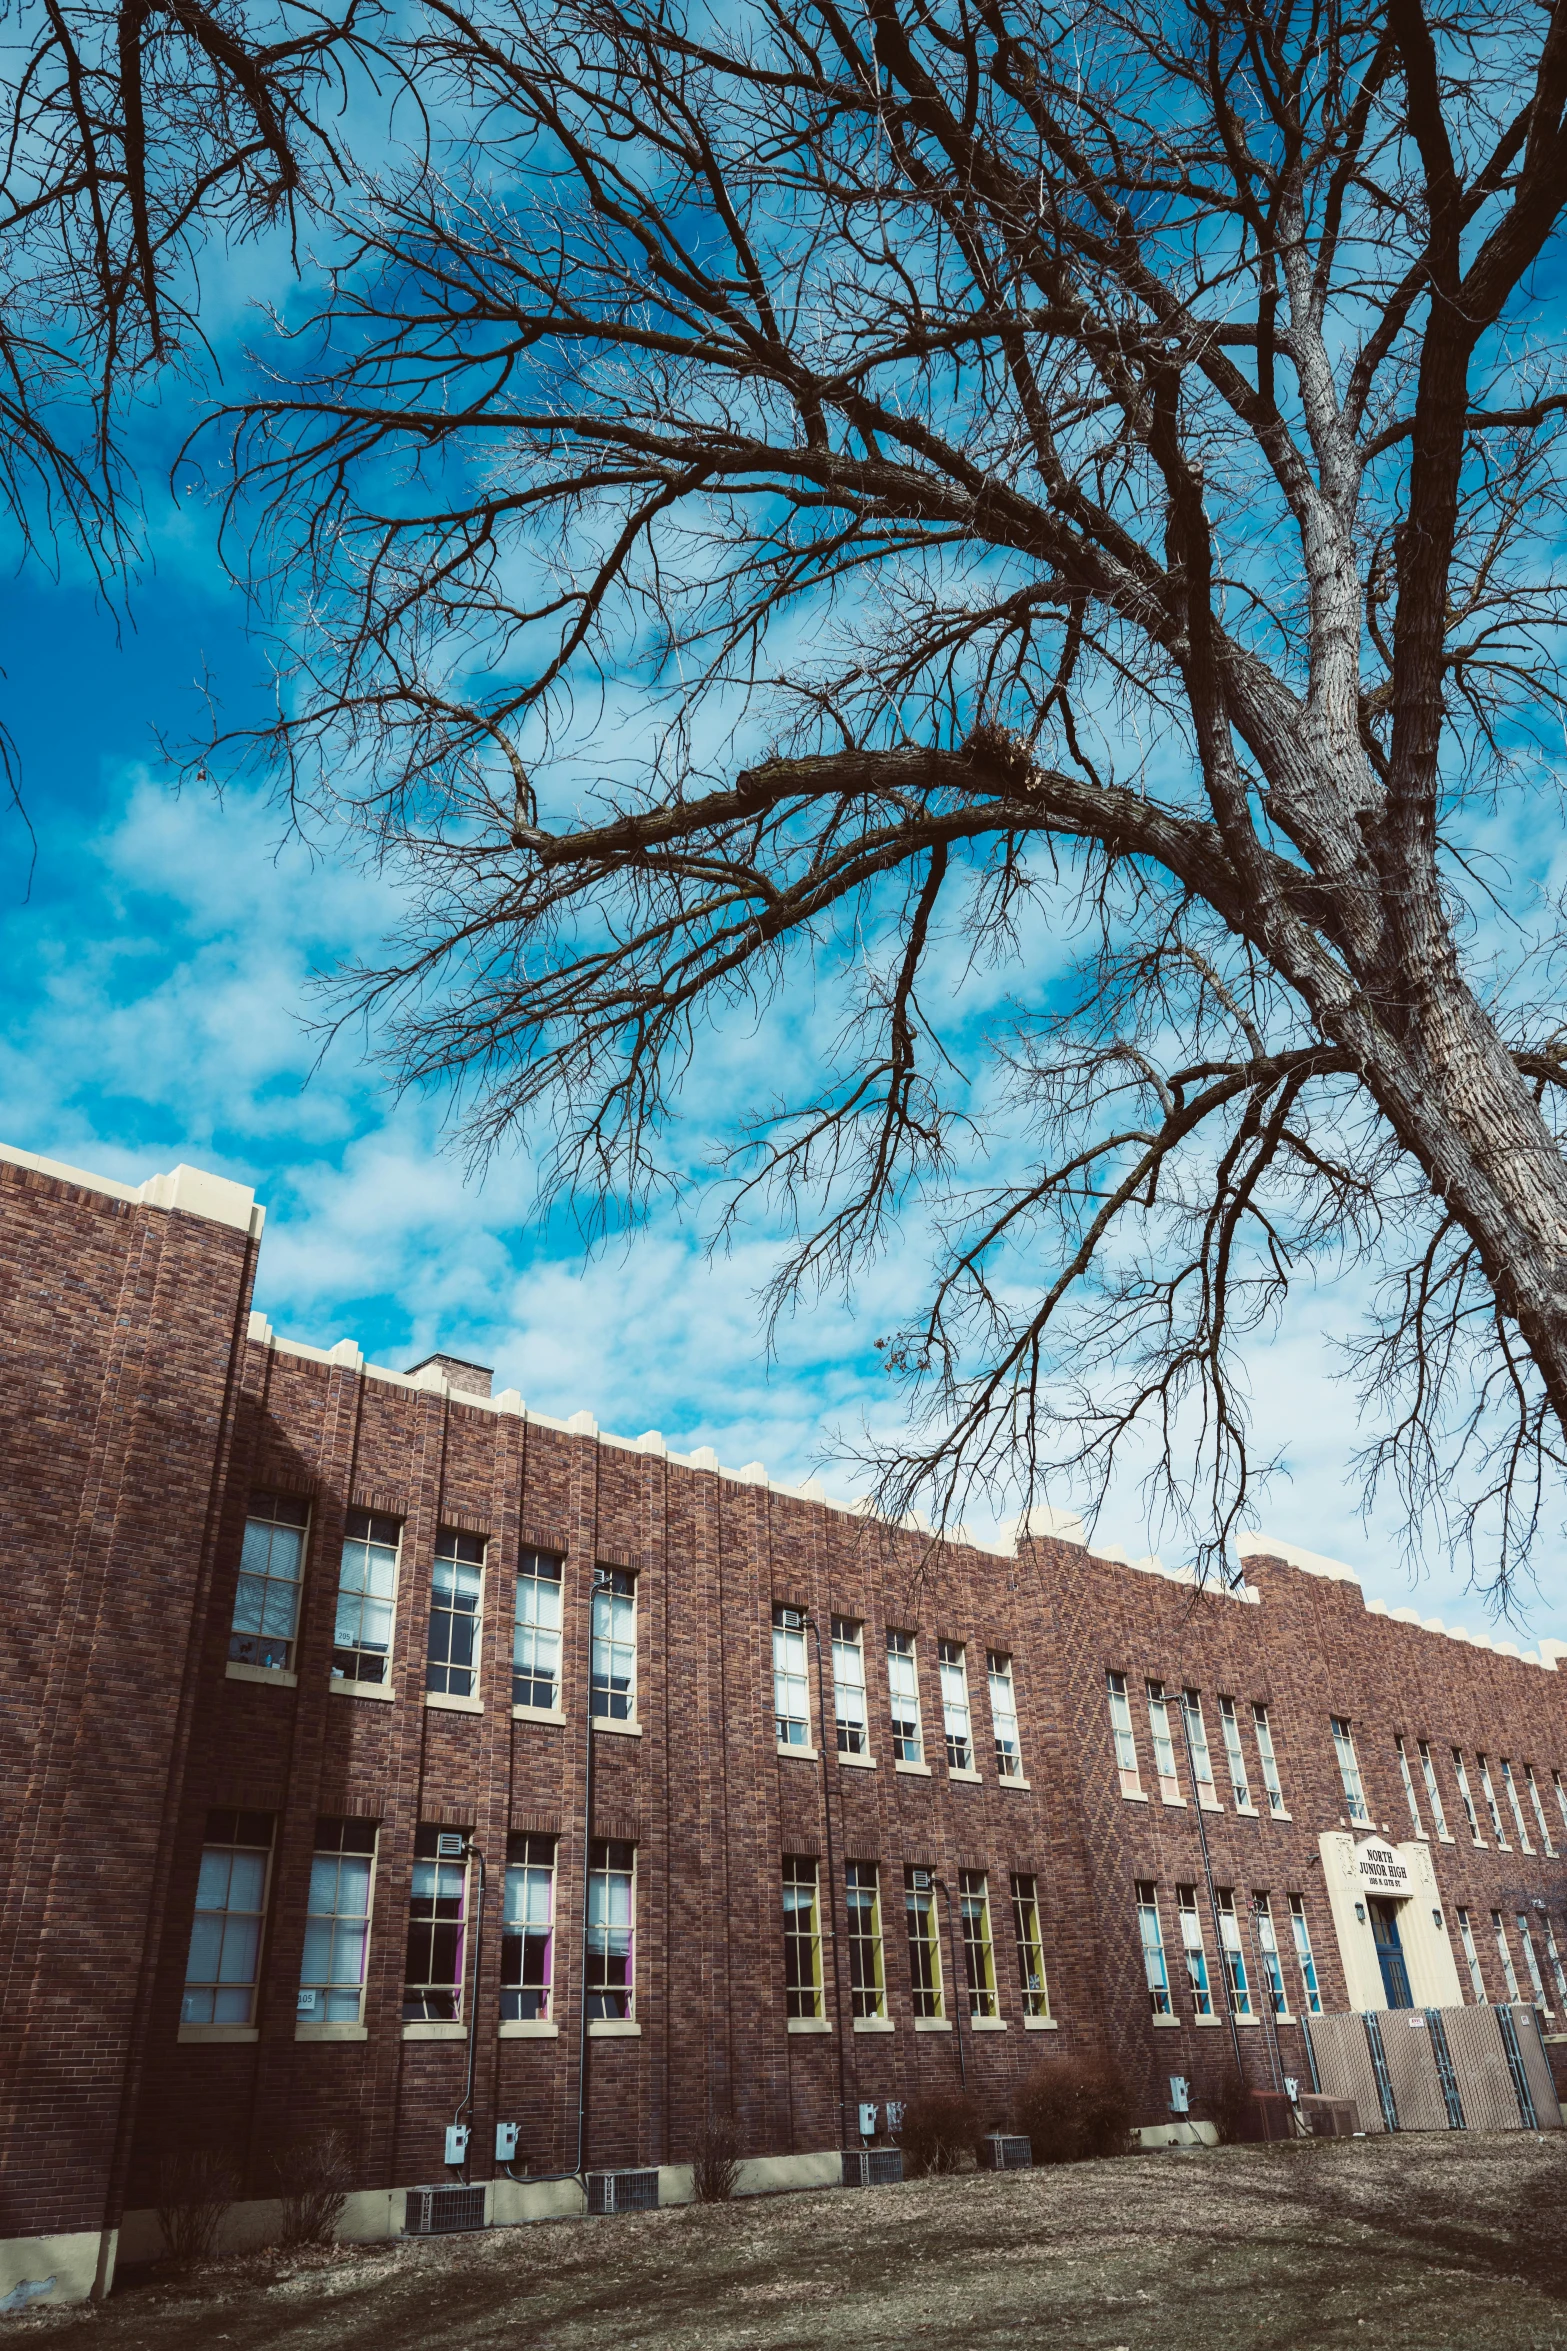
[406, 2185, 487, 2235]
[842, 2148, 904, 2188]
[979, 2134, 1033, 2171]
[587, 2169, 660, 2214]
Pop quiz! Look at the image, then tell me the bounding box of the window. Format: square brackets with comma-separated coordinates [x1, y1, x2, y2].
[905, 1866, 944, 2017]
[404, 1825, 469, 2020]
[1452, 1750, 1484, 1843]
[1010, 1874, 1049, 2016]
[988, 1653, 1024, 1779]
[773, 1606, 811, 1748]
[1491, 1911, 1521, 2003]
[939, 1642, 974, 1770]
[1183, 1692, 1217, 1804]
[1419, 1741, 1452, 1840]
[1216, 1889, 1252, 2015]
[1516, 1914, 1549, 2011]
[1545, 1916, 1567, 2008]
[959, 1870, 998, 2018]
[1253, 1705, 1286, 1815]
[427, 1530, 485, 1698]
[1456, 1908, 1487, 2002]
[1254, 1893, 1287, 2016]
[1146, 1680, 1179, 1797]
[1394, 1737, 1423, 1837]
[591, 1571, 636, 1721]
[512, 1549, 563, 1711]
[846, 1862, 886, 2018]
[1107, 1672, 1142, 1797]
[1288, 1895, 1322, 2015]
[230, 1493, 309, 1672]
[587, 1840, 635, 2018]
[1176, 1884, 1213, 2016]
[1218, 1697, 1253, 1809]
[1500, 1761, 1533, 1852]
[1135, 1881, 1171, 2016]
[182, 1810, 271, 2024]
[887, 1633, 924, 1764]
[1330, 1718, 1368, 1824]
[1477, 1755, 1508, 1846]
[832, 1618, 868, 1756]
[783, 1857, 823, 2019]
[1526, 1766, 1556, 1857]
[298, 1818, 375, 2025]
[333, 1509, 400, 1685]
[1555, 1771, 1567, 1837]
[500, 1834, 555, 2021]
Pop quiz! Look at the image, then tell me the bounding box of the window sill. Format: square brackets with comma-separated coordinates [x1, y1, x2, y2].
[1231, 2015, 1262, 2027]
[948, 1766, 983, 1784]
[226, 1660, 297, 1690]
[499, 2020, 559, 2038]
[1231, 1803, 1258, 1819]
[837, 1750, 877, 1769]
[1120, 1788, 1149, 1804]
[425, 1691, 484, 1715]
[1268, 1808, 1292, 1823]
[330, 1677, 395, 1702]
[1192, 2014, 1226, 2027]
[894, 1759, 932, 1777]
[787, 2017, 833, 2035]
[1150, 2015, 1182, 2029]
[914, 2017, 951, 2033]
[589, 2019, 640, 2037]
[592, 1716, 643, 1737]
[295, 2022, 367, 2042]
[1436, 1831, 1456, 1843]
[853, 2017, 895, 2033]
[1022, 2015, 1058, 2030]
[996, 1775, 1032, 1792]
[403, 2021, 466, 2040]
[1118, 1770, 1145, 1802]
[1159, 1787, 1187, 1809]
[512, 1704, 566, 1725]
[178, 2024, 258, 2044]
[969, 2016, 1007, 2031]
[777, 1743, 818, 1762]
[1197, 1794, 1224, 1812]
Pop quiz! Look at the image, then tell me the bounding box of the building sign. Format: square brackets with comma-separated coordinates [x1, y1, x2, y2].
[1353, 1837, 1412, 1897]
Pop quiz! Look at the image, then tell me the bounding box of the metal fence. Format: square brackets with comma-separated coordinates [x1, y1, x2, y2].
[1302, 2004, 1561, 2133]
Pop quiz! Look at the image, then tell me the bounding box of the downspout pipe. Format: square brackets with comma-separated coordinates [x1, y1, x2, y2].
[933, 1877, 968, 2089]
[805, 1613, 851, 2142]
[453, 1843, 487, 2181]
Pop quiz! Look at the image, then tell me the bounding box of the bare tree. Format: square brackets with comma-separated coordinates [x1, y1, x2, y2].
[212, 0, 1567, 1598]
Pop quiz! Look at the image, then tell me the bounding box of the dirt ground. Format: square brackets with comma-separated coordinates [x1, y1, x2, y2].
[11, 2136, 1567, 2351]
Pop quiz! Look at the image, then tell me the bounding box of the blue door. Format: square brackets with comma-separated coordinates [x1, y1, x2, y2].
[1370, 1900, 1412, 2008]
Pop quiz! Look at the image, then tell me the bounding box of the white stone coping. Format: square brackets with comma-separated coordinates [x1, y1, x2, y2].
[1, 1140, 263, 1237]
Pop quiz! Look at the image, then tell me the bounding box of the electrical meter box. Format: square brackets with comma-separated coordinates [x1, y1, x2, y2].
[885, 2101, 905, 2133]
[1168, 2075, 1190, 2115]
[445, 2124, 470, 2166]
[858, 2102, 878, 2138]
[495, 2122, 520, 2162]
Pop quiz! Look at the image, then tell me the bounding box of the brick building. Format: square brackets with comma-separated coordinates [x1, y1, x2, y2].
[5, 1137, 1567, 2308]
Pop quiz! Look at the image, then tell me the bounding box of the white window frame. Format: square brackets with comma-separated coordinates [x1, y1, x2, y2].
[783, 1856, 824, 2020]
[1477, 1754, 1509, 1847]
[1456, 1907, 1487, 2002]
[1146, 1679, 1180, 1800]
[333, 1509, 401, 1687]
[988, 1652, 1024, 1780]
[427, 1528, 485, 1700]
[887, 1632, 924, 1764]
[298, 1818, 376, 2026]
[591, 1569, 637, 1722]
[831, 1617, 869, 1756]
[1452, 1750, 1485, 1844]
[1254, 1892, 1288, 2017]
[1330, 1716, 1368, 1824]
[1253, 1703, 1286, 1814]
[1419, 1740, 1452, 1841]
[1218, 1696, 1253, 1810]
[1525, 1765, 1556, 1856]
[1491, 1909, 1521, 2003]
[773, 1605, 812, 1749]
[230, 1493, 309, 1674]
[1135, 1881, 1171, 2016]
[1107, 1671, 1142, 1798]
[846, 1861, 887, 2018]
[1183, 1691, 1218, 1807]
[1515, 1913, 1550, 2012]
[501, 1833, 556, 2021]
[938, 1640, 974, 1771]
[182, 1810, 272, 2025]
[512, 1548, 563, 1713]
[404, 1827, 470, 2021]
[587, 1839, 636, 2019]
[1394, 1736, 1423, 1837]
[1500, 1760, 1533, 1852]
[1176, 1883, 1213, 2016]
[1216, 1888, 1253, 2016]
[1288, 1894, 1322, 2015]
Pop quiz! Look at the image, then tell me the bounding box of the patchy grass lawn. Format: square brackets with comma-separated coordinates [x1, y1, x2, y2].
[11, 2136, 1567, 2351]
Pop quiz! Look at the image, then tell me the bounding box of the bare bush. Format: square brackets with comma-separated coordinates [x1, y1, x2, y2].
[690, 2115, 742, 2203]
[273, 2127, 355, 2247]
[897, 2089, 983, 2177]
[155, 2147, 240, 2266]
[1014, 2057, 1132, 2165]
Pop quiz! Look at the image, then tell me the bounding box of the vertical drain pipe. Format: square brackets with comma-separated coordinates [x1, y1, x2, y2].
[934, 1877, 968, 2088]
[1179, 1694, 1246, 2084]
[454, 1843, 488, 2180]
[806, 1614, 851, 2143]
[578, 1578, 601, 2180]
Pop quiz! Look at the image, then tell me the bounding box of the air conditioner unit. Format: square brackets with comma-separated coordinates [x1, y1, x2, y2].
[406, 2185, 487, 2235]
[587, 2169, 660, 2214]
[842, 2148, 904, 2187]
[979, 2134, 1033, 2171]
[1297, 2096, 1359, 2139]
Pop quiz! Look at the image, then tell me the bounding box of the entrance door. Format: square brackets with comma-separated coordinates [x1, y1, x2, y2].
[1370, 1900, 1413, 2008]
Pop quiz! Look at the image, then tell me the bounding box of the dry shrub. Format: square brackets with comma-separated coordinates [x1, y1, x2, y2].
[691, 2115, 742, 2202]
[1205, 2075, 1259, 2147]
[273, 2127, 355, 2247]
[898, 2088, 982, 2176]
[1014, 2056, 1132, 2164]
[155, 2148, 241, 2265]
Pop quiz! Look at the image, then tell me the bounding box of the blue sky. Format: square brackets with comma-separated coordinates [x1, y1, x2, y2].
[1, 299, 1563, 1646]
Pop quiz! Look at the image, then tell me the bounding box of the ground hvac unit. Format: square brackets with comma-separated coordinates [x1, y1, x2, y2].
[405, 2185, 487, 2235]
[587, 2169, 661, 2214]
[978, 2135, 1033, 2171]
[1296, 2096, 1359, 2138]
[842, 2149, 904, 2187]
